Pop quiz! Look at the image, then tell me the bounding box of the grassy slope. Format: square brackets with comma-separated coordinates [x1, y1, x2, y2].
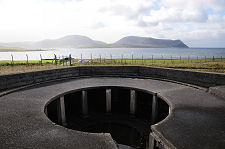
[0, 58, 224, 75]
[0, 64, 63, 75]
[73, 58, 225, 73]
[0, 60, 53, 65]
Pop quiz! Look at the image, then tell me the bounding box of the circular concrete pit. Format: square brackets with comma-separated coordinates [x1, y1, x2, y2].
[0, 66, 225, 149]
[45, 87, 169, 148]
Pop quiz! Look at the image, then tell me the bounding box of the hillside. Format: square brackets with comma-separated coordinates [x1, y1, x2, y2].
[33, 35, 106, 48]
[0, 35, 106, 49]
[114, 36, 188, 48]
[0, 35, 188, 49]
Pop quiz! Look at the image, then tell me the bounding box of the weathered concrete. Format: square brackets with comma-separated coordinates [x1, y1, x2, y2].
[1, 66, 225, 92]
[82, 90, 88, 118]
[57, 96, 67, 126]
[0, 77, 225, 149]
[139, 66, 225, 87]
[148, 133, 155, 149]
[130, 89, 136, 115]
[151, 93, 158, 124]
[209, 85, 225, 99]
[106, 89, 112, 113]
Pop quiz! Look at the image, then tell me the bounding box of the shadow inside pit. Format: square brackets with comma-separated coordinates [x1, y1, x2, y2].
[45, 86, 169, 149]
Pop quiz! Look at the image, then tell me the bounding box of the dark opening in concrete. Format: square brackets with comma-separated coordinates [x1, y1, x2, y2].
[83, 122, 143, 149]
[45, 87, 169, 149]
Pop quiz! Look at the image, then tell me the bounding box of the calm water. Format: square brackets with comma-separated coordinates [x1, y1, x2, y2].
[0, 47, 225, 60]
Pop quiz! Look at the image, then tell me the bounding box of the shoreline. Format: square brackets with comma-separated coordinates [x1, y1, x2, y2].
[0, 49, 49, 52]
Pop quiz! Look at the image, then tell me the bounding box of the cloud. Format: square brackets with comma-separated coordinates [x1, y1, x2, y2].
[91, 22, 107, 29]
[161, 0, 225, 11]
[142, 7, 208, 25]
[0, 0, 224, 47]
[98, 0, 155, 21]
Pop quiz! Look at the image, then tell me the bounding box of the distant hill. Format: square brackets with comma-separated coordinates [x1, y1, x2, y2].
[0, 35, 188, 49]
[114, 36, 188, 48]
[33, 35, 106, 48]
[0, 35, 106, 48]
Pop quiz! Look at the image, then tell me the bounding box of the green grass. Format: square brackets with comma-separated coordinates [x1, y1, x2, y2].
[72, 58, 225, 73]
[0, 58, 224, 74]
[72, 58, 225, 65]
[0, 60, 53, 66]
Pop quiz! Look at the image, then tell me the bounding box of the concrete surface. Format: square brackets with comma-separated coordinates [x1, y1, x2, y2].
[1, 66, 225, 92]
[0, 77, 225, 149]
[209, 85, 225, 99]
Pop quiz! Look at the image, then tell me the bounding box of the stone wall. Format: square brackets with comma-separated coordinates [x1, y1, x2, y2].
[0, 66, 224, 91]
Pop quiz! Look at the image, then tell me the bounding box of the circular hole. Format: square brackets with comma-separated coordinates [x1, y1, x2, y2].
[83, 122, 144, 148]
[45, 86, 169, 149]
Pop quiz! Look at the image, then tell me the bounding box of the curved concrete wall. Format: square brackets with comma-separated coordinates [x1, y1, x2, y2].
[0, 66, 225, 91]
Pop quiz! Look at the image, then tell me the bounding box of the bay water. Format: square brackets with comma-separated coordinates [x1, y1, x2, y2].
[0, 47, 225, 60]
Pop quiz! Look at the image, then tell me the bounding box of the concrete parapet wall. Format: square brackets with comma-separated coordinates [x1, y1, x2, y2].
[209, 85, 225, 99]
[0, 66, 225, 91]
[139, 66, 225, 87]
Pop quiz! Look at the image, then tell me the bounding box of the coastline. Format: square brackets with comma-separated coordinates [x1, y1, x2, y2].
[0, 49, 50, 52]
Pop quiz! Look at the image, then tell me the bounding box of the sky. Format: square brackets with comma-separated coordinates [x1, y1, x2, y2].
[0, 0, 225, 47]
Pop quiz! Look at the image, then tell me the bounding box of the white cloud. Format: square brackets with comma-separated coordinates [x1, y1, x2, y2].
[0, 0, 224, 47]
[161, 0, 225, 11]
[143, 7, 208, 24]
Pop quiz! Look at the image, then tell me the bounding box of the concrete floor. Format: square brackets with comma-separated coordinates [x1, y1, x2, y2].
[0, 77, 225, 149]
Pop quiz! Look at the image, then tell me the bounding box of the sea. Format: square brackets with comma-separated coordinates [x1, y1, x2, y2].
[0, 47, 225, 60]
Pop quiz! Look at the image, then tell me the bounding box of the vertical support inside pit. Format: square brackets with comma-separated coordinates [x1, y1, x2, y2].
[130, 89, 137, 116]
[148, 133, 156, 149]
[82, 90, 88, 118]
[57, 96, 67, 126]
[45, 87, 169, 149]
[106, 88, 111, 114]
[151, 93, 158, 124]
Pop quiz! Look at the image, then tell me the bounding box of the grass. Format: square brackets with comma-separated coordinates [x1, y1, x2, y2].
[0, 60, 61, 74]
[0, 60, 53, 66]
[0, 64, 63, 75]
[72, 58, 225, 73]
[0, 58, 224, 75]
